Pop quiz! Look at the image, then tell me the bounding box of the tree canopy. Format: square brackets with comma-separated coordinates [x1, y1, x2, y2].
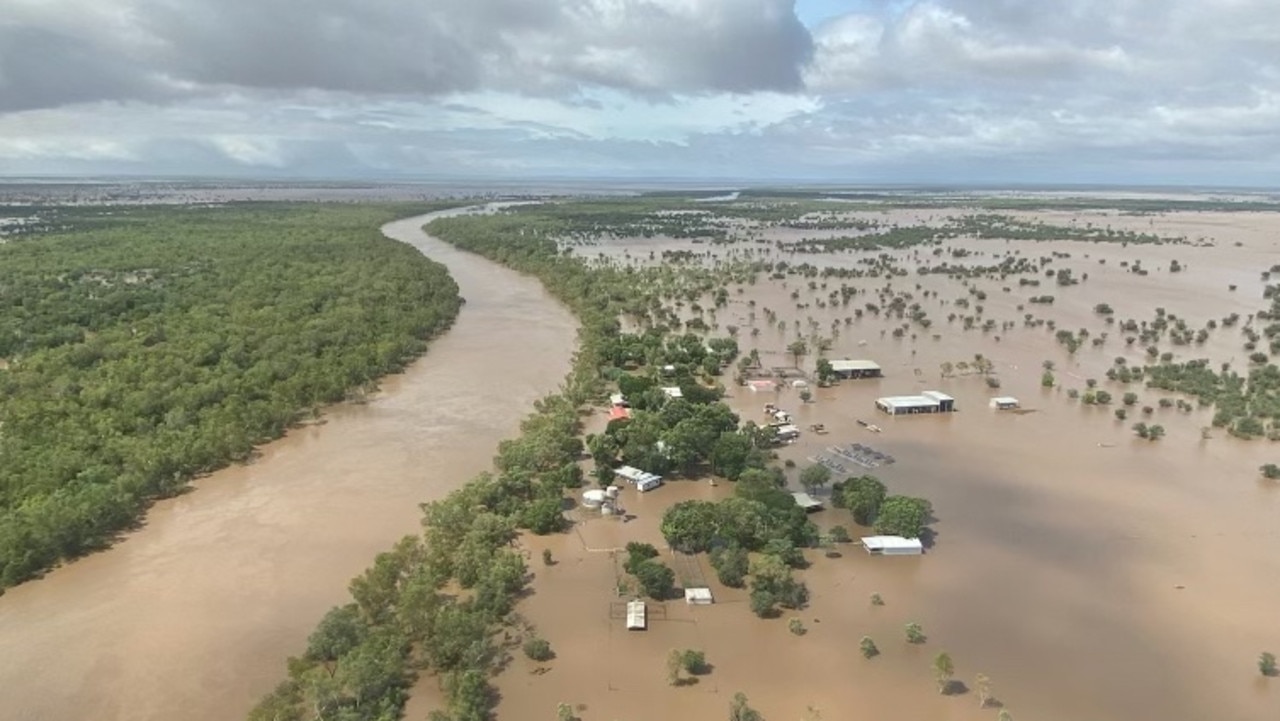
[0, 203, 464, 588]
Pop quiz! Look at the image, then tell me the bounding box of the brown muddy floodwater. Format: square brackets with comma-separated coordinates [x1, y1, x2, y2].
[496, 209, 1280, 721]
[0, 208, 577, 721]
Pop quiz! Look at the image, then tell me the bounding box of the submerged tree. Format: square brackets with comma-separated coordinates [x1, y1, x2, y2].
[860, 636, 879, 658]
[1261, 651, 1278, 677]
[905, 622, 926, 644]
[787, 339, 808, 368]
[975, 673, 993, 708]
[933, 651, 955, 694]
[729, 692, 764, 721]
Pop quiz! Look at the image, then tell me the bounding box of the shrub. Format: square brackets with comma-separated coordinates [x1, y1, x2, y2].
[788, 617, 806, 636]
[1261, 651, 1278, 677]
[680, 649, 708, 675]
[860, 636, 879, 658]
[523, 637, 554, 662]
[905, 622, 926, 644]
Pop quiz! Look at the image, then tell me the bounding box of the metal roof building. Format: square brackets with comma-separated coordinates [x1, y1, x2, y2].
[613, 465, 663, 492]
[626, 600, 647, 630]
[829, 359, 883, 379]
[876, 390, 955, 415]
[792, 492, 824, 512]
[861, 535, 924, 555]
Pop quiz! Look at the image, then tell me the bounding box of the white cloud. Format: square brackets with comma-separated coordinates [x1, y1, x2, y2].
[1, 0, 1279, 184]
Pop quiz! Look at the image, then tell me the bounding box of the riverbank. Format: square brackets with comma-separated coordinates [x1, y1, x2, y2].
[0, 206, 578, 721]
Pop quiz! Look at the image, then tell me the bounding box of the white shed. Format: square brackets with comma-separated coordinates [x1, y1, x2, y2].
[684, 588, 714, 605]
[989, 396, 1020, 410]
[626, 600, 647, 630]
[860, 535, 924, 555]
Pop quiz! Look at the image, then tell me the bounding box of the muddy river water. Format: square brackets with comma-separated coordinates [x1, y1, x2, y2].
[0, 208, 578, 721]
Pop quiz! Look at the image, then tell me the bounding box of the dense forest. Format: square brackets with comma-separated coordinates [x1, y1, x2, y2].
[0, 202, 464, 588]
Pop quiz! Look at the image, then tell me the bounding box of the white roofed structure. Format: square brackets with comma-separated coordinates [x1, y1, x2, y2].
[626, 600, 647, 630]
[661, 386, 684, 398]
[792, 492, 824, 512]
[684, 588, 714, 605]
[860, 536, 924, 555]
[876, 390, 955, 415]
[989, 396, 1020, 409]
[829, 359, 883, 379]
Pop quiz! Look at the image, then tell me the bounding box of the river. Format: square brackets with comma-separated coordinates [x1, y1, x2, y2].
[0, 207, 578, 721]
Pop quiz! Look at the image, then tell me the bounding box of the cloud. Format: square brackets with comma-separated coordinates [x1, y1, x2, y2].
[0, 0, 812, 112]
[1, 0, 1280, 184]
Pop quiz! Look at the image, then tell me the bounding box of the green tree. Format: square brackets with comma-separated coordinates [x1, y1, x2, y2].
[709, 545, 750, 587]
[815, 358, 835, 383]
[860, 636, 879, 658]
[305, 605, 367, 674]
[1260, 464, 1280, 480]
[710, 431, 756, 480]
[905, 622, 926, 644]
[799, 464, 832, 496]
[933, 651, 955, 694]
[633, 560, 676, 600]
[557, 702, 576, 721]
[873, 496, 932, 538]
[624, 542, 659, 573]
[787, 339, 809, 368]
[445, 669, 494, 721]
[840, 475, 886, 525]
[680, 649, 708, 675]
[729, 692, 764, 721]
[1261, 651, 1278, 676]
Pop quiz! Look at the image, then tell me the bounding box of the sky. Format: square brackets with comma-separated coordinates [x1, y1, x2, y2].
[1, 0, 1278, 185]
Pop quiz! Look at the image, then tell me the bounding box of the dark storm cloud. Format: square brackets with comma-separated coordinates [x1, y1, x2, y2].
[0, 0, 812, 112]
[0, 25, 172, 112]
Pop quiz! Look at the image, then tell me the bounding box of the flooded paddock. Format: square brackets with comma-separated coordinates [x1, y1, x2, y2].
[491, 208, 1280, 721]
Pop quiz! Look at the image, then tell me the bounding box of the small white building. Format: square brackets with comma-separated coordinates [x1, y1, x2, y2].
[609, 392, 627, 406]
[792, 492, 824, 512]
[626, 600, 647, 630]
[775, 424, 800, 441]
[614, 465, 664, 492]
[661, 386, 684, 399]
[684, 588, 714, 605]
[989, 396, 1020, 410]
[860, 535, 924, 555]
[875, 390, 955, 415]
